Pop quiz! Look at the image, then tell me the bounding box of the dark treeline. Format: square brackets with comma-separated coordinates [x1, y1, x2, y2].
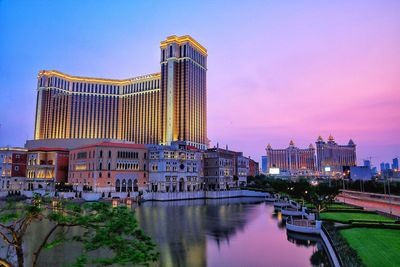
[247, 175, 400, 196]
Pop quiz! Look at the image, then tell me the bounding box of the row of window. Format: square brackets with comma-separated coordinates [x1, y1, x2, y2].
[161, 44, 206, 67]
[122, 80, 160, 94]
[116, 162, 142, 170]
[117, 151, 142, 159]
[41, 75, 162, 96]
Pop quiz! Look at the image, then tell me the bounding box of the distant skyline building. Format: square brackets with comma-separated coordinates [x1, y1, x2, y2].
[350, 166, 372, 181]
[33, 35, 207, 149]
[315, 135, 356, 173]
[363, 160, 371, 168]
[266, 140, 316, 175]
[261, 156, 268, 174]
[385, 162, 391, 170]
[380, 162, 385, 172]
[392, 158, 399, 170]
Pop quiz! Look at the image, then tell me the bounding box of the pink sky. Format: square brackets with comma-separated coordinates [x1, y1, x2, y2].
[1, 1, 399, 166]
[205, 1, 400, 165]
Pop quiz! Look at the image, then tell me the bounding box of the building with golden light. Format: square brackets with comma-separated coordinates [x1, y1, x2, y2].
[316, 135, 356, 174]
[266, 140, 316, 175]
[34, 35, 207, 149]
[26, 147, 69, 190]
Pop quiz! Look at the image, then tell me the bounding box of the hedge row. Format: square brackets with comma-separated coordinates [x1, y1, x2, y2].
[322, 222, 364, 267]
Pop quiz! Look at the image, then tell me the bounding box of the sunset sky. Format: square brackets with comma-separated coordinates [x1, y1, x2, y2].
[1, 0, 399, 166]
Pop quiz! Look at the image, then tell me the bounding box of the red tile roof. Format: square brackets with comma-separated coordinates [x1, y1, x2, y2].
[72, 142, 146, 150]
[28, 147, 69, 152]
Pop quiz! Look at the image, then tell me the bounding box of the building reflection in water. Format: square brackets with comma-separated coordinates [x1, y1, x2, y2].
[136, 198, 263, 267]
[18, 198, 330, 267]
[287, 231, 331, 267]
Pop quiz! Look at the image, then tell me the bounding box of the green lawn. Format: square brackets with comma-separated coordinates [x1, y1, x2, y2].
[340, 228, 400, 267]
[326, 203, 361, 210]
[305, 202, 361, 210]
[320, 212, 394, 223]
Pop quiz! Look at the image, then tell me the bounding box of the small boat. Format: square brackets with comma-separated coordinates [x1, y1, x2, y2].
[274, 201, 291, 208]
[286, 218, 321, 235]
[265, 193, 277, 202]
[281, 207, 304, 217]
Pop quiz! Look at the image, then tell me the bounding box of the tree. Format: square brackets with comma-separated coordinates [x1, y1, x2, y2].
[0, 194, 158, 267]
[306, 184, 339, 220]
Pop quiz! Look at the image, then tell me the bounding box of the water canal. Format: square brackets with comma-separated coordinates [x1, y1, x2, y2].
[17, 197, 331, 266]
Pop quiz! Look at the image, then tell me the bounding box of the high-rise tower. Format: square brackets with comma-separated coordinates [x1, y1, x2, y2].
[160, 36, 207, 149]
[33, 35, 208, 150]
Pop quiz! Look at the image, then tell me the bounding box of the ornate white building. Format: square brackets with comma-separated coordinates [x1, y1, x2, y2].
[147, 141, 203, 192]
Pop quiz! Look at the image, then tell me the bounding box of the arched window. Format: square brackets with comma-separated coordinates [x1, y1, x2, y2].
[133, 179, 138, 192]
[128, 179, 132, 192]
[122, 179, 127, 192]
[100, 150, 103, 158]
[116, 179, 120, 192]
[108, 162, 111, 171]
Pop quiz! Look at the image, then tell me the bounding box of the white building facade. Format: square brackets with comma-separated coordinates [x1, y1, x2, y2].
[236, 155, 249, 186]
[147, 142, 203, 192]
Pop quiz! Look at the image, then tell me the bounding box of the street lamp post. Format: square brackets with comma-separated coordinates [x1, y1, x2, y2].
[342, 175, 346, 204]
[388, 177, 392, 214]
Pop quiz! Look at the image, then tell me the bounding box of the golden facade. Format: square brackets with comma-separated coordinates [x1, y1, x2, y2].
[266, 141, 316, 174]
[34, 35, 207, 149]
[315, 135, 357, 173]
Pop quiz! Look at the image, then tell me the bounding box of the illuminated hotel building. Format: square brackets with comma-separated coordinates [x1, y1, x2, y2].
[34, 35, 207, 149]
[26, 147, 69, 190]
[0, 147, 27, 190]
[266, 140, 316, 175]
[315, 135, 356, 173]
[68, 142, 148, 192]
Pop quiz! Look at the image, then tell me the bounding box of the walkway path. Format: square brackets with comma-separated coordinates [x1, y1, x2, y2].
[336, 194, 400, 217]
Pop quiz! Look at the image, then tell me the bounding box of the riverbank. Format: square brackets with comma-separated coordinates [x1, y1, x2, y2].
[0, 189, 267, 202]
[318, 202, 400, 267]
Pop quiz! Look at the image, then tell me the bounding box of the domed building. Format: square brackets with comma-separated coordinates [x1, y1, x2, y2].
[315, 135, 357, 174]
[265, 140, 316, 176]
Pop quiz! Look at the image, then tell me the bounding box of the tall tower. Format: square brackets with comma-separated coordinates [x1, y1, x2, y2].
[160, 35, 207, 149]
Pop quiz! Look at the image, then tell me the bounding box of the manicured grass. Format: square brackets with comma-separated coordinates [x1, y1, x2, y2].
[305, 202, 361, 210]
[327, 203, 361, 210]
[340, 228, 400, 267]
[320, 212, 395, 223]
[304, 203, 315, 209]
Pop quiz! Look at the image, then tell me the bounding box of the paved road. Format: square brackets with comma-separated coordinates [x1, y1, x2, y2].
[336, 194, 400, 217]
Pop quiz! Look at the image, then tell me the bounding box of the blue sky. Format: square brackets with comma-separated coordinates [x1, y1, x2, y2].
[1, 0, 399, 165]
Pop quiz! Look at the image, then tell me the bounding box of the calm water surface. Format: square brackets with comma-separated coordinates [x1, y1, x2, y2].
[21, 198, 330, 267]
[137, 198, 330, 267]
